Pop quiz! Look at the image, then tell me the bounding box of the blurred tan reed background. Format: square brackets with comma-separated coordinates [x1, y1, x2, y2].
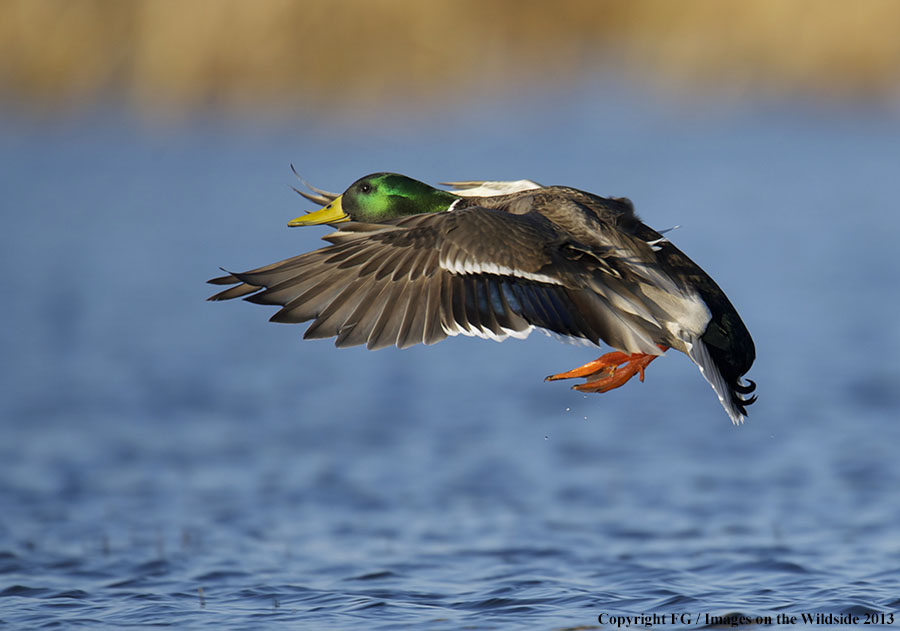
[2, 0, 899, 117]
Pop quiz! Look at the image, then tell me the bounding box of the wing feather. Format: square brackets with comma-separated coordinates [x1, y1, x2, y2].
[367, 282, 408, 350]
[397, 279, 429, 349]
[303, 277, 372, 340]
[334, 282, 393, 348]
[209, 208, 687, 355]
[422, 277, 448, 345]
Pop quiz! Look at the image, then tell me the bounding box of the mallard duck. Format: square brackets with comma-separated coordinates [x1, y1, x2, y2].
[209, 171, 756, 424]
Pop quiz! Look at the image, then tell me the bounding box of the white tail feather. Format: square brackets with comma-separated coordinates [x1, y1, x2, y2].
[687, 337, 745, 425]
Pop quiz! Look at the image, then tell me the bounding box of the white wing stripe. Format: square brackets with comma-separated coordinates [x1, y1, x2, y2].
[439, 255, 564, 286]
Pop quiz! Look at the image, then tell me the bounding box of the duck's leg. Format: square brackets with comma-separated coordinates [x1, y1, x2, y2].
[544, 351, 631, 382]
[571, 353, 659, 393]
[545, 346, 667, 393]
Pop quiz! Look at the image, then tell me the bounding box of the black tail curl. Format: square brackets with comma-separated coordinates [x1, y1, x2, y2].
[730, 379, 757, 418]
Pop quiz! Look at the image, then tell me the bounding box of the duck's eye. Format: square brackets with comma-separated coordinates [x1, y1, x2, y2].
[359, 183, 372, 194]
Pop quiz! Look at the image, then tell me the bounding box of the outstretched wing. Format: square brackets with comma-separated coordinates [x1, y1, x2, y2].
[209, 207, 669, 354]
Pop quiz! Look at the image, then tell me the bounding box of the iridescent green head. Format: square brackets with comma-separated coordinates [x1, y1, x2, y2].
[289, 173, 459, 226]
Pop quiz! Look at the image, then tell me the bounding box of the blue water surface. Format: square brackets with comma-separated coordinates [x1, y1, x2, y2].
[1, 85, 899, 629]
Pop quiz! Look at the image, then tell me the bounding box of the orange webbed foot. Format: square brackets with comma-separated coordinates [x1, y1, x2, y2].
[544, 350, 631, 382]
[546, 346, 667, 394]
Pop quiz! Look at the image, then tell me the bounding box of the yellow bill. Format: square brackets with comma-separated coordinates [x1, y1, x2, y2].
[288, 195, 349, 226]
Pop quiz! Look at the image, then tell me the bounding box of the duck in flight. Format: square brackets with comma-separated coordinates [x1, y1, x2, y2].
[209, 171, 756, 424]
